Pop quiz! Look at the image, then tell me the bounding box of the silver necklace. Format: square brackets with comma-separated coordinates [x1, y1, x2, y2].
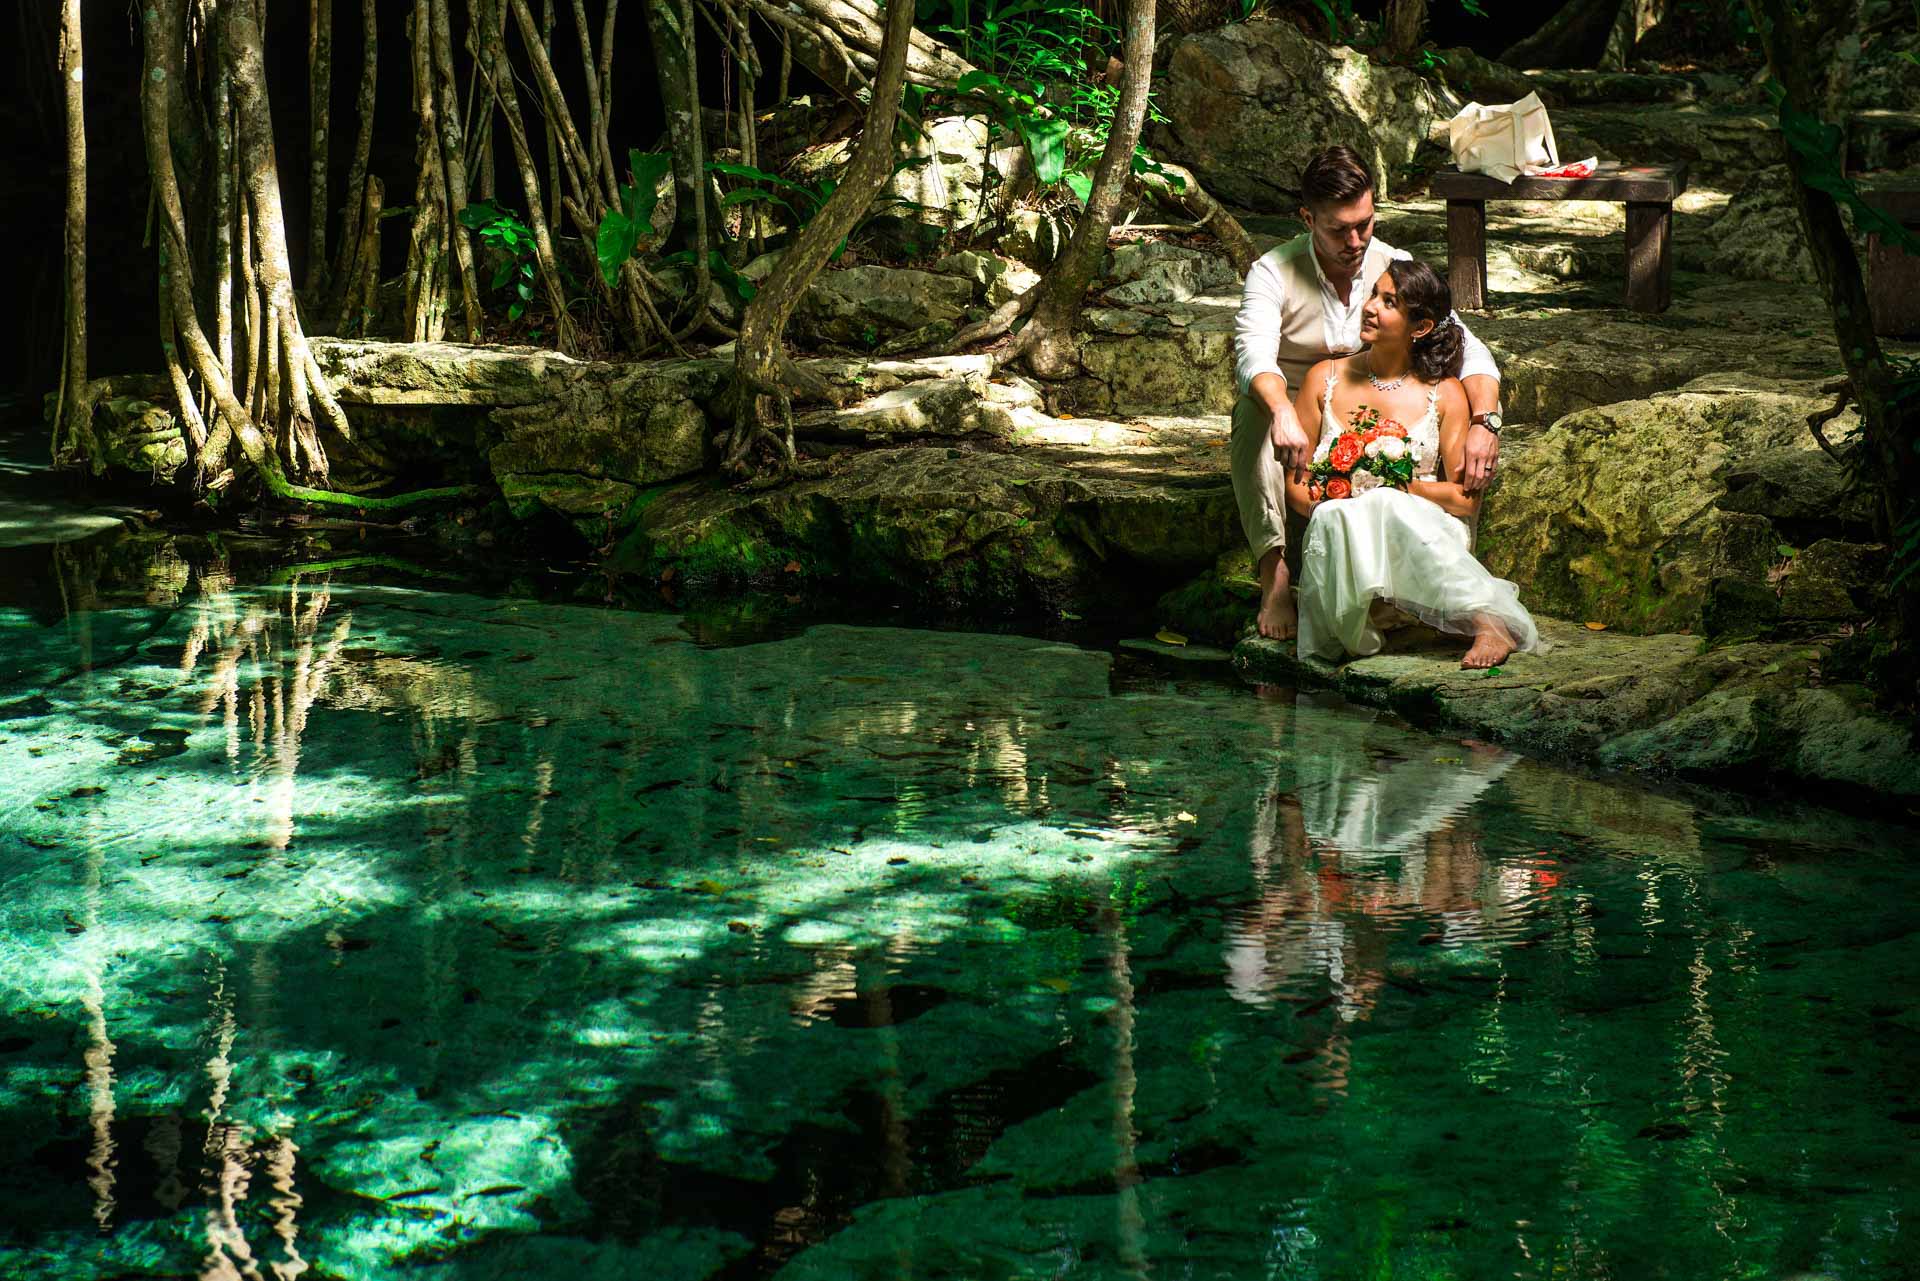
[1367, 361, 1407, 393]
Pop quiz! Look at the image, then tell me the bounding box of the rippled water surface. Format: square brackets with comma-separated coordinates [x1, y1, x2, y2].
[2, 575, 1917, 1279]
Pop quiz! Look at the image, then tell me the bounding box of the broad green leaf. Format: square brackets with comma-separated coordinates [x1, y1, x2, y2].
[1014, 115, 1071, 185]
[1064, 170, 1092, 204]
[596, 210, 637, 287]
[458, 200, 502, 230]
[491, 262, 514, 291]
[956, 69, 1003, 96]
[627, 150, 672, 234]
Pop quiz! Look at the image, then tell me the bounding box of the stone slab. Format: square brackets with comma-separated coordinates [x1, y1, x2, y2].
[1233, 620, 1920, 803]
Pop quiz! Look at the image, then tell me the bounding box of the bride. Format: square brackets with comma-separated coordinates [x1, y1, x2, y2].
[1286, 259, 1542, 669]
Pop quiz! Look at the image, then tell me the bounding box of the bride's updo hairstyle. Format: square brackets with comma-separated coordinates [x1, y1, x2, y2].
[1386, 259, 1464, 384]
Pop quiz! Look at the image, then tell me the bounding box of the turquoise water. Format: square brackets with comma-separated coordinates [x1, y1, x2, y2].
[2, 569, 1917, 1279]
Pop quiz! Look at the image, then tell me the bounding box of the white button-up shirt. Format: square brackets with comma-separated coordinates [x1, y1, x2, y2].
[1233, 233, 1500, 396]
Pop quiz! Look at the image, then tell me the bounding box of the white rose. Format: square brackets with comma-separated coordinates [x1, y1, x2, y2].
[1363, 438, 1383, 458]
[1349, 469, 1382, 494]
[1375, 436, 1408, 461]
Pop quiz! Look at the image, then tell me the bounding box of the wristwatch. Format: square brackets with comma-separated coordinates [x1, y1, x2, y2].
[1471, 410, 1504, 436]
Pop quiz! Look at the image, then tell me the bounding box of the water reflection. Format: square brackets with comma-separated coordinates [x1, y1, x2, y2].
[0, 577, 1914, 1280]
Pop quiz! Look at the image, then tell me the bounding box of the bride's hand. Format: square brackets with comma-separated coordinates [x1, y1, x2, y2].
[1268, 402, 1312, 482]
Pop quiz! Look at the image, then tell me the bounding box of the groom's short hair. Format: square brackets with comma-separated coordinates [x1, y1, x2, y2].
[1300, 145, 1375, 211]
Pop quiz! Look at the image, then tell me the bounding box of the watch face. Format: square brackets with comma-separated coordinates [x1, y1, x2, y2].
[1484, 412, 1503, 430]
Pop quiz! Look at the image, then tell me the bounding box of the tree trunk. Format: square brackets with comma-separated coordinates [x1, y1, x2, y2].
[1384, 0, 1427, 60]
[404, 0, 450, 342]
[954, 0, 1156, 380]
[54, 0, 92, 468]
[333, 0, 377, 315]
[473, 0, 577, 350]
[1135, 160, 1256, 277]
[224, 0, 353, 483]
[644, 0, 718, 253]
[748, 0, 1255, 283]
[1499, 0, 1623, 68]
[722, 0, 916, 476]
[1748, 0, 1920, 669]
[307, 0, 332, 296]
[570, 0, 617, 198]
[430, 0, 484, 340]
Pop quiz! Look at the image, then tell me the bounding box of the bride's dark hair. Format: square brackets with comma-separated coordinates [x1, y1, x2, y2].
[1385, 259, 1464, 384]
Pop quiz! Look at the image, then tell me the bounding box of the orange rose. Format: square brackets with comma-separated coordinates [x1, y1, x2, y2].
[1328, 433, 1365, 471]
[1378, 419, 1409, 439]
[1325, 476, 1352, 500]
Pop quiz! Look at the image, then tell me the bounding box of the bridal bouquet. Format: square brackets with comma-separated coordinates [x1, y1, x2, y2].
[1308, 406, 1415, 500]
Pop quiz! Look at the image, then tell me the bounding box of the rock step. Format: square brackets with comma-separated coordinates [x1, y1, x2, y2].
[1522, 68, 1707, 105]
[1233, 621, 1920, 802]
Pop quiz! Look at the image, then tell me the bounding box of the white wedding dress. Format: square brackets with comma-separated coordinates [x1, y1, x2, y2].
[1296, 379, 1543, 662]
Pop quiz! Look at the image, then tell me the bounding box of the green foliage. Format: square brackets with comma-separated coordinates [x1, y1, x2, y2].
[596, 150, 673, 287]
[957, 68, 1073, 184]
[457, 199, 538, 322]
[1768, 84, 1920, 258]
[1305, 0, 1356, 42]
[938, 1, 1184, 207]
[661, 248, 758, 306]
[705, 156, 943, 256]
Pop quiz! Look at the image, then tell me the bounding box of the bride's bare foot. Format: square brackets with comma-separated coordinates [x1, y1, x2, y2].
[1461, 622, 1512, 669]
[1255, 551, 1297, 641]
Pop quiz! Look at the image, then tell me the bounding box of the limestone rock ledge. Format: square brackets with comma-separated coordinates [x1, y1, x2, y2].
[1234, 621, 1920, 804]
[613, 444, 1239, 613]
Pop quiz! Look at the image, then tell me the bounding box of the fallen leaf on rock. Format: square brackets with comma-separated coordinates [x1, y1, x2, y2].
[1038, 977, 1071, 992]
[1584, 621, 1607, 631]
[783, 560, 802, 574]
[1155, 629, 1189, 647]
[660, 566, 676, 583]
[1176, 810, 1197, 822]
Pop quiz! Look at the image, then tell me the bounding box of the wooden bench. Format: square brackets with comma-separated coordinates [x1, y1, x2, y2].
[1430, 162, 1690, 314]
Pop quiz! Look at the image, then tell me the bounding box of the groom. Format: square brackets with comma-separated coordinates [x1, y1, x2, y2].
[1231, 145, 1506, 639]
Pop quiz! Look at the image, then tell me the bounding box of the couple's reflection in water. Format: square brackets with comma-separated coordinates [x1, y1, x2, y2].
[1225, 689, 1526, 1036]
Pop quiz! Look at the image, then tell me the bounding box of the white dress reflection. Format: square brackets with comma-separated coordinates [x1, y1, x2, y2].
[1225, 695, 1519, 1014]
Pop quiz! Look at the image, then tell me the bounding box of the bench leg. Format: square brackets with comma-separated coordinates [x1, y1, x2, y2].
[1625, 200, 1674, 313]
[1446, 199, 1487, 310]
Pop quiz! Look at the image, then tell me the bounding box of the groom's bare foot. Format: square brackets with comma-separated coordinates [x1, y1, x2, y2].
[1255, 550, 1297, 640]
[1257, 587, 1297, 640]
[1461, 623, 1512, 669]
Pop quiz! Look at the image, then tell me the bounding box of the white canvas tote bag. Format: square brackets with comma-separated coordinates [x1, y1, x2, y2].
[1446, 92, 1561, 183]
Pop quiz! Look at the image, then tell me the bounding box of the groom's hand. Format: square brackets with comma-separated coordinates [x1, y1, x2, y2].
[1268, 403, 1312, 483]
[1461, 423, 1500, 495]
